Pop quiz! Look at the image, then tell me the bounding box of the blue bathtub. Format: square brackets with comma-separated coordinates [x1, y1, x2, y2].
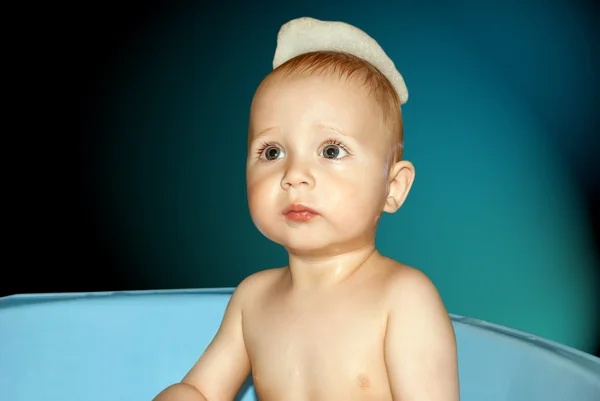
[1, 288, 598, 400]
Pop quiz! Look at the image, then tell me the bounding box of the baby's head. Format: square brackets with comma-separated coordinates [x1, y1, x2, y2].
[246, 50, 414, 257]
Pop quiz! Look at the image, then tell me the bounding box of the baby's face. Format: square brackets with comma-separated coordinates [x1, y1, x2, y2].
[246, 74, 393, 256]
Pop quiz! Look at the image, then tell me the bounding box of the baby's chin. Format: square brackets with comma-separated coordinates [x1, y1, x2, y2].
[266, 231, 327, 251]
[273, 233, 373, 259]
[256, 228, 332, 255]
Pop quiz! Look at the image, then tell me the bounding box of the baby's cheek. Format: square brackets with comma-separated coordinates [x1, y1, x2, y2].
[326, 184, 370, 220]
[247, 184, 267, 217]
[350, 182, 388, 222]
[248, 187, 269, 211]
[247, 193, 275, 239]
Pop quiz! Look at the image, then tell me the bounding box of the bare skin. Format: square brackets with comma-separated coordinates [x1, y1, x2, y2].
[154, 73, 459, 401]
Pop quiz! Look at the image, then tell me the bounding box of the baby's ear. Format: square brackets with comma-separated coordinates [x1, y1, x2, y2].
[384, 160, 415, 213]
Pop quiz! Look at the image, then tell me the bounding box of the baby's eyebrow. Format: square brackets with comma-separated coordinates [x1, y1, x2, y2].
[253, 127, 279, 139]
[251, 124, 354, 140]
[316, 124, 353, 137]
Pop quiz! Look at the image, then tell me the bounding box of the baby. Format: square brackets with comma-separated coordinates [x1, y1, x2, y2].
[154, 17, 459, 401]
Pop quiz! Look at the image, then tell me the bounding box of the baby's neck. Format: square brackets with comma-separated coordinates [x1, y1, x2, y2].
[285, 244, 379, 289]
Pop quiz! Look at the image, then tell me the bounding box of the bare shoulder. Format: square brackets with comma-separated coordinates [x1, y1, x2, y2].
[381, 258, 460, 401]
[238, 266, 287, 287]
[379, 258, 444, 310]
[233, 267, 287, 304]
[379, 259, 454, 338]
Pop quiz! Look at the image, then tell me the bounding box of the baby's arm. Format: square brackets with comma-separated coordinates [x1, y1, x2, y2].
[153, 280, 252, 401]
[384, 269, 459, 401]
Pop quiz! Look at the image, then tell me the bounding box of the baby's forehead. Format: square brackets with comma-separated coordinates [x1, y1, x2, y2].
[253, 72, 385, 117]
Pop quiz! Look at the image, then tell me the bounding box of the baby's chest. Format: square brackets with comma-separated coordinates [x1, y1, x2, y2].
[242, 300, 388, 391]
[247, 304, 382, 353]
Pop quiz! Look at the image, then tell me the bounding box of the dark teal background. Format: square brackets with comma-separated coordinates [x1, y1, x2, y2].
[71, 1, 600, 354]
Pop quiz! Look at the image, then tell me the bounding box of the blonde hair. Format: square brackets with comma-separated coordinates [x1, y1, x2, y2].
[257, 51, 404, 164]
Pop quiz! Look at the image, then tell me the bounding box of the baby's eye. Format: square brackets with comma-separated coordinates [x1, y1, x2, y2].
[263, 145, 285, 160]
[321, 144, 348, 159]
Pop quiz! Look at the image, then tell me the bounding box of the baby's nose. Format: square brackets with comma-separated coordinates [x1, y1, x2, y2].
[280, 160, 314, 190]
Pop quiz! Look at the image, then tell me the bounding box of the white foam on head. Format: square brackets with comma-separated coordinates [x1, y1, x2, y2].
[272, 17, 408, 105]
